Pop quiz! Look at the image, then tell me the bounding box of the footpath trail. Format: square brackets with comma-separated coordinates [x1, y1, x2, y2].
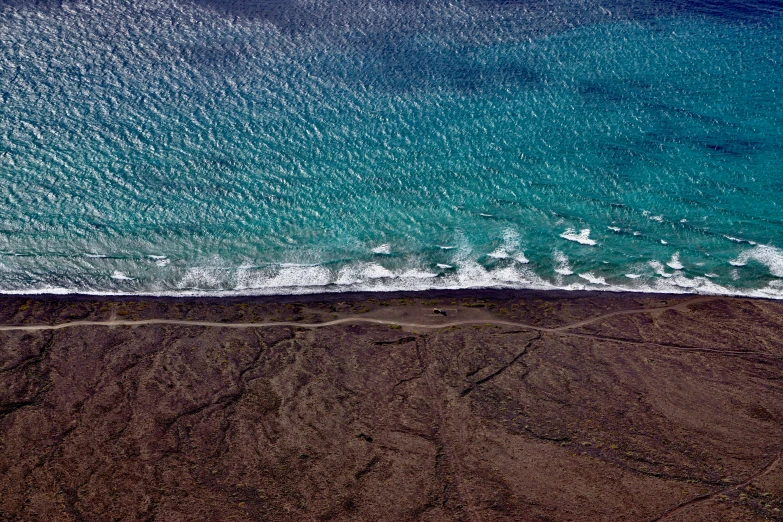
[0, 297, 736, 333]
[0, 296, 718, 334]
[4, 296, 779, 360]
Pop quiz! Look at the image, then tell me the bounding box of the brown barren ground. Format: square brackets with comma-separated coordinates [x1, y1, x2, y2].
[0, 290, 782, 521]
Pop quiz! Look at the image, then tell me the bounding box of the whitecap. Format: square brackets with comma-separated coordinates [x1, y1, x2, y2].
[578, 273, 607, 285]
[86, 254, 107, 258]
[553, 250, 574, 275]
[148, 255, 170, 267]
[488, 229, 528, 262]
[487, 248, 510, 259]
[730, 245, 783, 277]
[765, 280, 783, 292]
[400, 269, 437, 279]
[649, 260, 673, 278]
[724, 235, 757, 245]
[645, 273, 736, 295]
[704, 273, 719, 278]
[666, 253, 684, 270]
[372, 244, 391, 255]
[437, 263, 453, 269]
[607, 226, 621, 232]
[660, 240, 668, 245]
[233, 265, 331, 290]
[362, 263, 394, 279]
[454, 261, 548, 289]
[261, 266, 332, 288]
[177, 267, 229, 289]
[111, 271, 134, 281]
[489, 266, 537, 284]
[335, 265, 361, 286]
[625, 274, 642, 279]
[559, 228, 596, 246]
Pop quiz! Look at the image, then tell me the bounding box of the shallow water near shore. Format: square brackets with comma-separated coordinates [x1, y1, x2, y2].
[1, 0, 783, 297]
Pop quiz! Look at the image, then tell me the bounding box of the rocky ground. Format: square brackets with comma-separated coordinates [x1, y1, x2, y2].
[0, 290, 782, 521]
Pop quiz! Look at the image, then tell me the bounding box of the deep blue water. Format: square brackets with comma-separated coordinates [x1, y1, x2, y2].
[1, 0, 783, 296]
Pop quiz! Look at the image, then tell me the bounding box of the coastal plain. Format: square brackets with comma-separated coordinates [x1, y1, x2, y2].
[1, 290, 782, 521]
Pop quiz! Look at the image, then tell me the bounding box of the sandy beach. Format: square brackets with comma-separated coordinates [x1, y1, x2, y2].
[1, 290, 782, 520]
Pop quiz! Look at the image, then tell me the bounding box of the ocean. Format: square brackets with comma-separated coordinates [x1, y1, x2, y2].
[1, 0, 782, 297]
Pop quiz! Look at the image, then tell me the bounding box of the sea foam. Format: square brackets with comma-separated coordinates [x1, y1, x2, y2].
[553, 250, 574, 275]
[730, 246, 783, 277]
[560, 229, 597, 246]
[666, 253, 684, 270]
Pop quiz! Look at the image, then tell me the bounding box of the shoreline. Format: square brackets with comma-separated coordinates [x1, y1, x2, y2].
[1, 268, 782, 302]
[0, 285, 780, 306]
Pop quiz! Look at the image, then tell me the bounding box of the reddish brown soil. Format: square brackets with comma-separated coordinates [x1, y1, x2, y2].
[0, 291, 781, 521]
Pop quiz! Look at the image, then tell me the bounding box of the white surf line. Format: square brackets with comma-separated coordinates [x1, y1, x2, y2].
[0, 296, 720, 334]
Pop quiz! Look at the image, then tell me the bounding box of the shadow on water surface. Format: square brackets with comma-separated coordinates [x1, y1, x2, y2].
[331, 34, 542, 93]
[3, 0, 782, 26]
[177, 0, 781, 24]
[182, 0, 783, 31]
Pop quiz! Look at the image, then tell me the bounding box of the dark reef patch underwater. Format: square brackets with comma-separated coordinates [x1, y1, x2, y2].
[1, 0, 782, 296]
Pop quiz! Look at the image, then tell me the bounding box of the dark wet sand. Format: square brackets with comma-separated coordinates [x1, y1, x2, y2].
[1, 290, 782, 521]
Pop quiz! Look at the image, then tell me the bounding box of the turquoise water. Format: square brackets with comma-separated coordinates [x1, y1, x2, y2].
[1, 0, 783, 296]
